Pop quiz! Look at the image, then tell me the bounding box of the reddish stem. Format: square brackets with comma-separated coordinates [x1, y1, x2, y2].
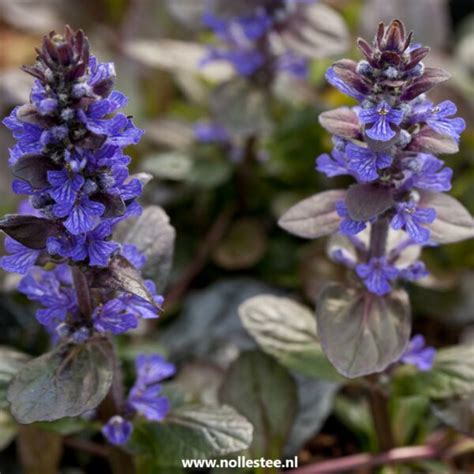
[292, 444, 439, 473]
[72, 266, 93, 320]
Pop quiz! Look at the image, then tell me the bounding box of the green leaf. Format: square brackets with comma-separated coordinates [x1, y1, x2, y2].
[0, 410, 17, 451]
[0, 346, 30, 408]
[316, 283, 411, 378]
[170, 361, 224, 406]
[219, 351, 298, 458]
[432, 392, 474, 437]
[333, 395, 376, 452]
[7, 339, 114, 424]
[131, 404, 253, 466]
[188, 158, 233, 189]
[286, 376, 339, 456]
[417, 345, 474, 399]
[159, 278, 272, 359]
[390, 395, 429, 445]
[34, 417, 96, 435]
[239, 295, 343, 382]
[143, 152, 193, 181]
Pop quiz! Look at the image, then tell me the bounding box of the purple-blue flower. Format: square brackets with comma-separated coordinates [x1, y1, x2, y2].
[193, 122, 230, 144]
[126, 353, 175, 422]
[3, 109, 43, 165]
[277, 52, 309, 79]
[346, 143, 393, 182]
[54, 196, 105, 235]
[0, 237, 41, 274]
[400, 334, 436, 371]
[47, 171, 84, 207]
[93, 298, 138, 335]
[134, 354, 177, 387]
[120, 280, 164, 320]
[200, 1, 314, 79]
[101, 353, 175, 444]
[202, 10, 273, 43]
[127, 384, 171, 422]
[316, 149, 349, 178]
[391, 202, 436, 244]
[121, 244, 146, 270]
[356, 257, 399, 296]
[102, 416, 133, 446]
[201, 47, 265, 77]
[423, 101, 466, 142]
[399, 261, 429, 281]
[69, 223, 119, 267]
[329, 248, 357, 269]
[18, 265, 78, 331]
[336, 201, 367, 235]
[1, 27, 144, 275]
[403, 154, 452, 192]
[359, 101, 404, 142]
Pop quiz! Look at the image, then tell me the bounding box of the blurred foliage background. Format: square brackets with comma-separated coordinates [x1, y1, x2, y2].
[0, 0, 473, 471]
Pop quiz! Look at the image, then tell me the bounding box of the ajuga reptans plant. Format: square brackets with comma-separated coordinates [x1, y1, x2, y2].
[279, 19, 474, 378]
[0, 27, 255, 466]
[0, 26, 176, 446]
[194, 0, 348, 158]
[200, 0, 318, 80]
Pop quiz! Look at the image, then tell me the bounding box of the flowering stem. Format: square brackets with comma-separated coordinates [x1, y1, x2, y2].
[369, 217, 389, 259]
[97, 341, 135, 474]
[72, 267, 93, 321]
[366, 218, 395, 450]
[367, 384, 395, 451]
[98, 340, 125, 419]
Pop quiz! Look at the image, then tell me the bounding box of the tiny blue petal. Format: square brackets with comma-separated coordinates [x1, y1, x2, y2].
[102, 416, 133, 446]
